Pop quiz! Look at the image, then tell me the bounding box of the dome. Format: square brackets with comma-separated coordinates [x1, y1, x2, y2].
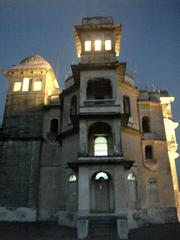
[12, 55, 51, 69]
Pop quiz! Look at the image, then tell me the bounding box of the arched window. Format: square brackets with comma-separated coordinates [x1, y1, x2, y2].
[68, 174, 77, 210]
[145, 145, 153, 159]
[88, 122, 112, 156]
[94, 136, 108, 156]
[123, 96, 131, 115]
[69, 174, 77, 182]
[147, 178, 159, 203]
[127, 173, 138, 202]
[142, 116, 150, 133]
[50, 119, 58, 133]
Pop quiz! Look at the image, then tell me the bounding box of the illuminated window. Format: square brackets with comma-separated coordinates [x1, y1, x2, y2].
[69, 174, 77, 182]
[85, 41, 91, 51]
[95, 172, 109, 180]
[22, 78, 29, 92]
[94, 136, 108, 156]
[105, 40, 112, 50]
[13, 82, 21, 92]
[94, 40, 102, 51]
[34, 79, 42, 91]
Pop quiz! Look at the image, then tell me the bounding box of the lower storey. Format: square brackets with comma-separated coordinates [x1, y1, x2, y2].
[0, 207, 178, 239]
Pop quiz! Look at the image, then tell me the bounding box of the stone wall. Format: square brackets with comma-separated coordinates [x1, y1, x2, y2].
[0, 140, 41, 208]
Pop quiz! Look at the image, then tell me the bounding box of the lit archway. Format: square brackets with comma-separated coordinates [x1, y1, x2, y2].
[88, 122, 113, 156]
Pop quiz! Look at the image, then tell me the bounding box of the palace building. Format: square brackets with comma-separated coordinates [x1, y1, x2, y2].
[0, 16, 179, 239]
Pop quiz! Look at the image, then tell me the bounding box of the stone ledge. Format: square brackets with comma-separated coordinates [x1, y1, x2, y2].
[0, 207, 36, 222]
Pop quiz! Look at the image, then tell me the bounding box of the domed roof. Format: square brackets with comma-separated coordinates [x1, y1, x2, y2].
[12, 55, 51, 69]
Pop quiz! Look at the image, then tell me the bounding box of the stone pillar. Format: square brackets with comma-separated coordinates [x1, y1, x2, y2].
[78, 167, 89, 239]
[117, 215, 128, 240]
[79, 121, 88, 155]
[113, 120, 122, 155]
[77, 216, 89, 239]
[114, 166, 128, 239]
[78, 167, 90, 213]
[114, 166, 127, 212]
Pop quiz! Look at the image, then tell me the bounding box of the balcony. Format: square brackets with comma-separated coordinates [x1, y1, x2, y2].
[78, 154, 123, 162]
[80, 100, 120, 116]
[67, 153, 134, 171]
[48, 95, 60, 106]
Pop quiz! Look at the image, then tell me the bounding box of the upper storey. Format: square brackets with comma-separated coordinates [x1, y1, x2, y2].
[74, 16, 121, 64]
[3, 55, 60, 102]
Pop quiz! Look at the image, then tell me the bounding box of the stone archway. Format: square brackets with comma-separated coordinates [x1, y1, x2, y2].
[90, 172, 114, 213]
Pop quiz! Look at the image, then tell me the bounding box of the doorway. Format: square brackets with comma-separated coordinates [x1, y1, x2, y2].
[90, 172, 114, 213]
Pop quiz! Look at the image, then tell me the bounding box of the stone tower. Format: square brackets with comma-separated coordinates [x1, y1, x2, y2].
[2, 55, 59, 137]
[72, 16, 133, 239]
[0, 55, 60, 218]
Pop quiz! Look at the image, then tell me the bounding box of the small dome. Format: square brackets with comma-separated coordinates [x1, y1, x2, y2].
[12, 55, 51, 69]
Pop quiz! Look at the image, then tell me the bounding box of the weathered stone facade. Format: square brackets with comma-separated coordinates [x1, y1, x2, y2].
[0, 16, 179, 239]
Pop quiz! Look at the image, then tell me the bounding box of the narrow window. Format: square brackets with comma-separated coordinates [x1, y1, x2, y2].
[22, 78, 29, 92]
[147, 178, 159, 203]
[50, 119, 58, 133]
[123, 96, 131, 115]
[70, 95, 77, 115]
[34, 79, 42, 91]
[85, 41, 91, 51]
[94, 136, 108, 156]
[13, 82, 22, 92]
[145, 145, 153, 159]
[127, 173, 138, 202]
[105, 40, 112, 50]
[142, 116, 150, 133]
[68, 174, 77, 210]
[94, 40, 102, 51]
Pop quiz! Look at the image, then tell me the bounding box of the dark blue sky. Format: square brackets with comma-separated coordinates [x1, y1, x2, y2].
[0, 0, 180, 177]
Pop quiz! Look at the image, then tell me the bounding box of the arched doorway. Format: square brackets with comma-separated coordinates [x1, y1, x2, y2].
[90, 172, 114, 213]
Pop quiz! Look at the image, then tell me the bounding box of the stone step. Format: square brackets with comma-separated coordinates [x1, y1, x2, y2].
[88, 217, 118, 238]
[87, 236, 119, 240]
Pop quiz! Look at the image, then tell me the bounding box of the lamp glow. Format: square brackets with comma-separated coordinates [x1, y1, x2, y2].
[105, 40, 112, 50]
[13, 82, 21, 92]
[94, 40, 101, 51]
[85, 41, 91, 51]
[22, 78, 29, 92]
[34, 80, 42, 91]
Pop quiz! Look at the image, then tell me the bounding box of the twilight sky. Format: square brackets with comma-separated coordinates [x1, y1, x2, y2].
[0, 0, 180, 179]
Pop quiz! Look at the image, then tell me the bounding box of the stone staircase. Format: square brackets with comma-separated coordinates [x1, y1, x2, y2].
[88, 216, 119, 239]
